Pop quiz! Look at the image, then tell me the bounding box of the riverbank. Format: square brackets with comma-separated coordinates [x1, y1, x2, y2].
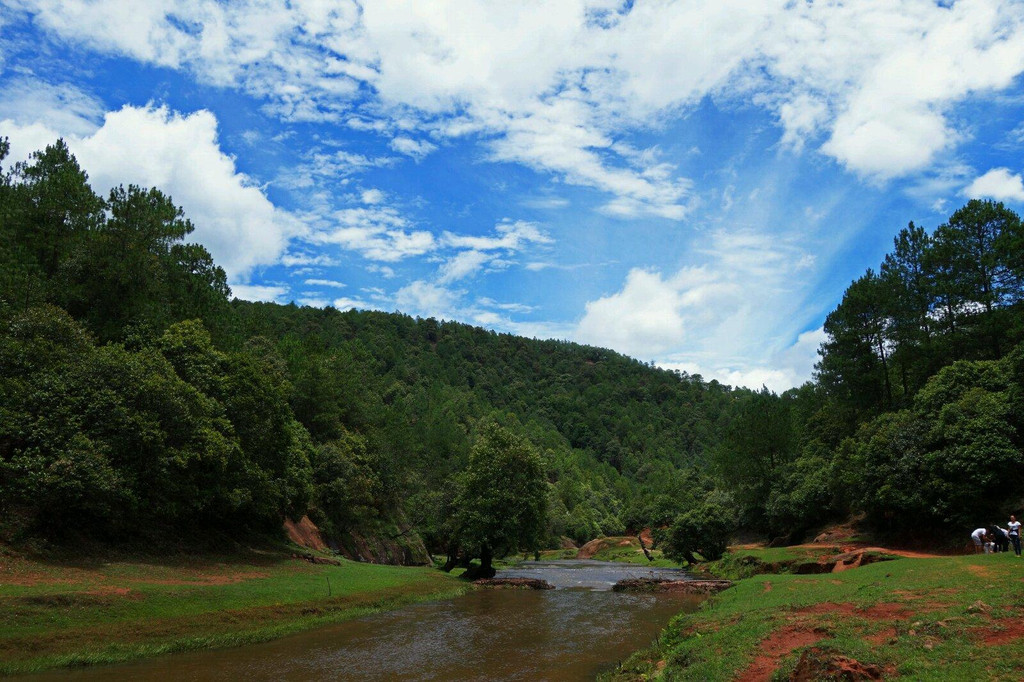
[604, 544, 1024, 680]
[0, 546, 470, 676]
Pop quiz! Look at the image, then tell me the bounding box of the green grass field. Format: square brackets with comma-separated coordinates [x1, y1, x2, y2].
[605, 548, 1024, 681]
[0, 548, 470, 676]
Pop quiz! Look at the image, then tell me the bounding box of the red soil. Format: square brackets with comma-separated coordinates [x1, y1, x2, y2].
[576, 536, 642, 559]
[735, 627, 827, 682]
[791, 647, 885, 681]
[863, 626, 898, 645]
[969, 619, 1024, 645]
[792, 602, 911, 620]
[283, 515, 327, 551]
[799, 543, 946, 559]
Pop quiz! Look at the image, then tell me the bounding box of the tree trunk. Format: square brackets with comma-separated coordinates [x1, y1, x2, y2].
[477, 545, 495, 579]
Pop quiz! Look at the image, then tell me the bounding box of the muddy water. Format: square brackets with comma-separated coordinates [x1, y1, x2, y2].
[27, 561, 703, 681]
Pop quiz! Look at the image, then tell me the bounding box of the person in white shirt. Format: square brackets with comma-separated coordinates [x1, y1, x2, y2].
[972, 527, 988, 553]
[1007, 516, 1022, 557]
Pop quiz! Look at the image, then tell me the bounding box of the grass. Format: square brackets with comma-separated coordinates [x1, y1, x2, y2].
[0, 547, 471, 676]
[603, 548, 1024, 681]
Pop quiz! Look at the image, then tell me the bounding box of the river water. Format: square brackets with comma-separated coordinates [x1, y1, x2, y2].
[25, 560, 702, 681]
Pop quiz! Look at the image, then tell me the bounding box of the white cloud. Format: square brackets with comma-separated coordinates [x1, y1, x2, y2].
[438, 250, 491, 284]
[389, 135, 437, 160]
[434, 219, 553, 283]
[18, 0, 1024, 196]
[281, 252, 338, 267]
[477, 297, 535, 314]
[394, 280, 461, 319]
[361, 188, 385, 204]
[659, 327, 825, 392]
[2, 103, 300, 283]
[521, 195, 569, 210]
[0, 78, 103, 139]
[577, 269, 690, 357]
[575, 228, 823, 389]
[232, 283, 291, 303]
[297, 296, 331, 308]
[963, 167, 1024, 201]
[332, 296, 378, 311]
[303, 205, 434, 262]
[443, 220, 551, 251]
[278, 149, 396, 190]
[367, 264, 397, 278]
[304, 278, 347, 288]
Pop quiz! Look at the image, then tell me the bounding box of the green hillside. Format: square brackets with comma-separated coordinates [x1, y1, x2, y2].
[2, 135, 1024, 564]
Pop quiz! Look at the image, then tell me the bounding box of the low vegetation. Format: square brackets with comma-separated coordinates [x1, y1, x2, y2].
[0, 547, 469, 676]
[606, 546, 1024, 681]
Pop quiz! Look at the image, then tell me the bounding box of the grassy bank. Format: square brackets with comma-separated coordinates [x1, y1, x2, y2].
[606, 547, 1024, 680]
[0, 547, 470, 676]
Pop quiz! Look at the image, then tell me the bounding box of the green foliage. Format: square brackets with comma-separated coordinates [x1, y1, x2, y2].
[711, 386, 794, 531]
[5, 132, 1024, 554]
[765, 443, 838, 534]
[662, 498, 736, 563]
[452, 420, 548, 575]
[308, 430, 382, 535]
[836, 356, 1022, 531]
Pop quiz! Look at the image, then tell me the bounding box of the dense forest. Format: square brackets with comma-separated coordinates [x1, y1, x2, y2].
[2, 137, 1023, 564]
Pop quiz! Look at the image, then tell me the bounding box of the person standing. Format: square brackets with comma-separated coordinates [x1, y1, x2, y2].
[1008, 516, 1022, 557]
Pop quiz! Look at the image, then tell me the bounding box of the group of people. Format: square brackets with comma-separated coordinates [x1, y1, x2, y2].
[971, 515, 1022, 555]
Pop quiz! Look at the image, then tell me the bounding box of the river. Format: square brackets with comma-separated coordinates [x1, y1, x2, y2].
[24, 560, 703, 681]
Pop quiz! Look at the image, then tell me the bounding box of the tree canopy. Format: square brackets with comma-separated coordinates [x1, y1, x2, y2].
[2, 134, 1024, 557]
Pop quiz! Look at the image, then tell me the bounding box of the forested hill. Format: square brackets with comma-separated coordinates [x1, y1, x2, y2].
[2, 136, 1024, 561]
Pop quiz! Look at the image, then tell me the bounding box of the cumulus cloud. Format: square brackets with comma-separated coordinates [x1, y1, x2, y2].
[575, 229, 821, 389]
[438, 250, 491, 284]
[394, 280, 461, 319]
[963, 167, 1024, 201]
[1, 101, 300, 282]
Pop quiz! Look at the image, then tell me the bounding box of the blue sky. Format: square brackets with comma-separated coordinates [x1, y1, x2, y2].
[3, 1, 1024, 390]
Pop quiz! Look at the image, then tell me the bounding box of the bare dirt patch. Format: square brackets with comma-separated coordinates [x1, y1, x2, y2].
[792, 601, 911, 621]
[735, 627, 827, 682]
[967, 564, 996, 578]
[135, 570, 272, 586]
[639, 528, 654, 546]
[863, 626, 898, 645]
[576, 536, 640, 559]
[283, 515, 327, 551]
[969, 619, 1024, 645]
[791, 647, 885, 681]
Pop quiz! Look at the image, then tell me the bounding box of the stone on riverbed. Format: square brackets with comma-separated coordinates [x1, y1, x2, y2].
[474, 577, 555, 590]
[612, 578, 732, 594]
